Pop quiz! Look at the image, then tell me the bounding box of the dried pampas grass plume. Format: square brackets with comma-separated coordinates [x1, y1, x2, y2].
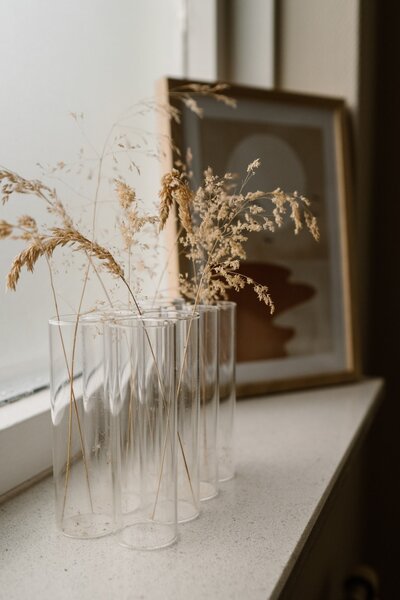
[7, 226, 124, 291]
[159, 169, 193, 233]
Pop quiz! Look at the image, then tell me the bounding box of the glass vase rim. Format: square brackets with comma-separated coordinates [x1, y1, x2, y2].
[139, 308, 200, 321]
[48, 312, 108, 326]
[109, 315, 176, 330]
[137, 296, 186, 306]
[48, 312, 176, 329]
[187, 303, 219, 313]
[215, 300, 237, 309]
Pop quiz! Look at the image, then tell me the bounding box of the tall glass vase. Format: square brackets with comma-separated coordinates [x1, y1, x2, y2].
[165, 309, 200, 522]
[145, 308, 200, 522]
[49, 314, 114, 538]
[197, 305, 219, 501]
[110, 316, 177, 550]
[217, 301, 236, 481]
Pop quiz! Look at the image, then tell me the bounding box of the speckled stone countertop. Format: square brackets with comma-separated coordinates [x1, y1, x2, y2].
[0, 379, 382, 600]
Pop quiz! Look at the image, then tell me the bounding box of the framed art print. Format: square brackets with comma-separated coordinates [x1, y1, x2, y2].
[160, 78, 360, 396]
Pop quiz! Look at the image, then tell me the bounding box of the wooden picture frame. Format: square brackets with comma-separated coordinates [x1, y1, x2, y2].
[159, 78, 360, 396]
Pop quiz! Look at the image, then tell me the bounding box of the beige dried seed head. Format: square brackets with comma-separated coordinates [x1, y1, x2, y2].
[6, 227, 124, 292]
[0, 220, 13, 239]
[17, 215, 37, 230]
[159, 169, 192, 232]
[247, 158, 261, 174]
[115, 179, 136, 209]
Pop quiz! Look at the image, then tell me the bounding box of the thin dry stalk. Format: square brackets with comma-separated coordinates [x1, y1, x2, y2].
[45, 257, 94, 517]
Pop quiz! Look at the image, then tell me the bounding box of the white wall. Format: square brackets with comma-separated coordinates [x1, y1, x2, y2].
[277, 0, 360, 113]
[277, 1, 375, 365]
[229, 0, 275, 87]
[0, 0, 185, 400]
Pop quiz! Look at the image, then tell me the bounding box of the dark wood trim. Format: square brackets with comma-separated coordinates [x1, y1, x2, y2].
[166, 77, 347, 110]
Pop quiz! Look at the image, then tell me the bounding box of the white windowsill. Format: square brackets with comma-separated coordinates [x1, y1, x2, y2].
[0, 378, 382, 600]
[1, 387, 49, 428]
[0, 388, 52, 497]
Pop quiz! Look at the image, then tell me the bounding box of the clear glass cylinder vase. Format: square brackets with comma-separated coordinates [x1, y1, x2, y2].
[118, 307, 200, 523]
[110, 316, 177, 550]
[217, 301, 236, 481]
[197, 305, 219, 501]
[49, 314, 114, 538]
[159, 309, 200, 522]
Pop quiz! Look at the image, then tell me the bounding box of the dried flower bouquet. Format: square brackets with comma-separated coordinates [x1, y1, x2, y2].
[0, 83, 319, 534]
[159, 160, 319, 309]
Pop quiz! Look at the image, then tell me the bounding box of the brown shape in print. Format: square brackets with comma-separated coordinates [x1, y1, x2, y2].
[228, 263, 316, 362]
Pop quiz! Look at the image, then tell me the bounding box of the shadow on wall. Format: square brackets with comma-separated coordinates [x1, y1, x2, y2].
[228, 262, 315, 361]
